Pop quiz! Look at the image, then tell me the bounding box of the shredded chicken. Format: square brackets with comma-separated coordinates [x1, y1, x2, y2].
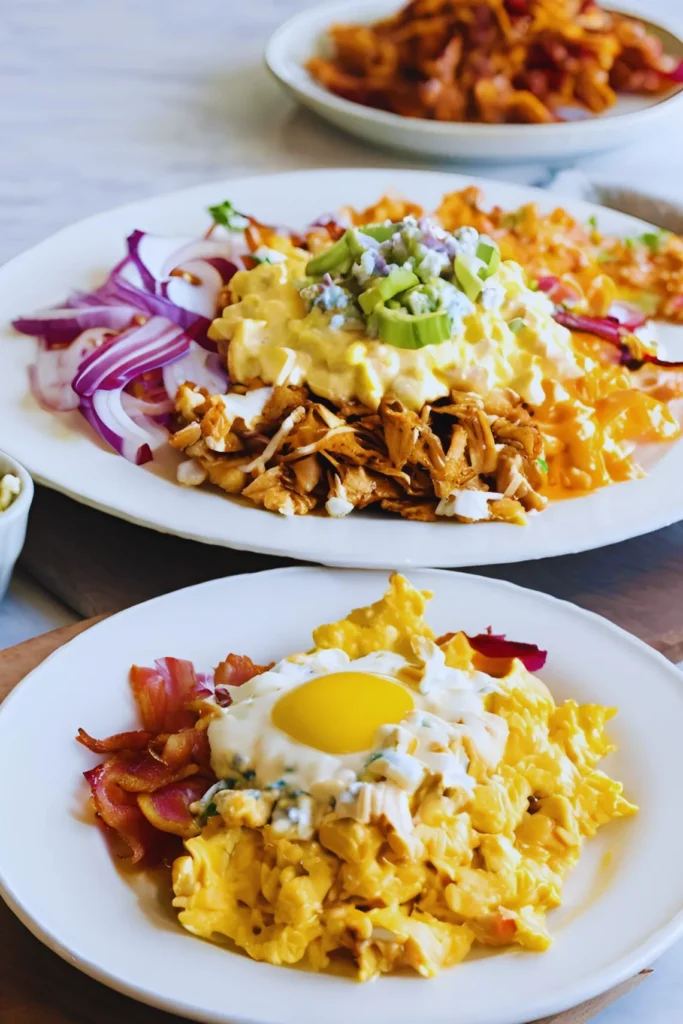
[171, 382, 547, 524]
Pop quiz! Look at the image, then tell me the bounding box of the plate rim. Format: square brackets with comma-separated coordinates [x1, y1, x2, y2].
[265, 0, 683, 138]
[3, 166, 683, 568]
[2, 565, 683, 1024]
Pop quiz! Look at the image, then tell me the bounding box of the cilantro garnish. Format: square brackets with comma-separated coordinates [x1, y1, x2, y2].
[639, 230, 670, 253]
[208, 200, 249, 231]
[623, 229, 670, 254]
[366, 752, 384, 765]
[201, 802, 218, 824]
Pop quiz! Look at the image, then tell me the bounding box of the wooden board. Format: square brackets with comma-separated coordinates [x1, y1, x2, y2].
[19, 485, 683, 663]
[0, 619, 654, 1023]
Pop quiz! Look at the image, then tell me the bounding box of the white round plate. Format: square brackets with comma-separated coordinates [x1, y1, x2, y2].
[2, 167, 683, 569]
[1, 567, 683, 1024]
[266, 1, 683, 163]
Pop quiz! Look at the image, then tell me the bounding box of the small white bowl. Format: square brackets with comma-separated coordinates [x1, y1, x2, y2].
[266, 0, 683, 164]
[0, 450, 34, 601]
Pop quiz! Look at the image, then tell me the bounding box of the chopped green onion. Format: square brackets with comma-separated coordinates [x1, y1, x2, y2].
[476, 239, 501, 279]
[358, 267, 419, 314]
[588, 215, 598, 230]
[537, 457, 548, 473]
[508, 318, 524, 334]
[306, 235, 351, 276]
[358, 223, 399, 242]
[454, 254, 484, 302]
[208, 200, 249, 231]
[376, 303, 451, 349]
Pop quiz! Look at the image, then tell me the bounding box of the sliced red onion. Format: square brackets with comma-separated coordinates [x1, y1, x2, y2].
[88, 272, 208, 338]
[30, 329, 111, 411]
[120, 391, 175, 417]
[607, 301, 648, 331]
[664, 59, 683, 83]
[161, 341, 228, 400]
[13, 305, 139, 348]
[554, 308, 683, 369]
[162, 260, 225, 318]
[80, 388, 158, 465]
[553, 309, 624, 344]
[129, 232, 239, 290]
[536, 276, 581, 306]
[467, 633, 547, 671]
[73, 318, 190, 397]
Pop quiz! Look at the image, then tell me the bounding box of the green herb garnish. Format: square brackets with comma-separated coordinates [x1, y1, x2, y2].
[537, 457, 548, 473]
[208, 200, 249, 231]
[623, 229, 670, 254]
[596, 252, 614, 264]
[639, 229, 670, 253]
[201, 802, 218, 823]
[588, 215, 598, 231]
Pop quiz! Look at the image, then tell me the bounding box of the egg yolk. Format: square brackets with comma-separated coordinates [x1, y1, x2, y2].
[271, 672, 415, 755]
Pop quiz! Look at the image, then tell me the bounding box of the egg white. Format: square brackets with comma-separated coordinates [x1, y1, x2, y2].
[206, 641, 508, 839]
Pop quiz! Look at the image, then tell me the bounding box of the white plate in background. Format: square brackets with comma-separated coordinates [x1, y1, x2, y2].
[2, 167, 683, 568]
[0, 567, 683, 1023]
[266, 0, 683, 163]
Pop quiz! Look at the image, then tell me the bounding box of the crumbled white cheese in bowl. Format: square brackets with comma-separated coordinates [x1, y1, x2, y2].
[0, 454, 34, 601]
[0, 474, 21, 513]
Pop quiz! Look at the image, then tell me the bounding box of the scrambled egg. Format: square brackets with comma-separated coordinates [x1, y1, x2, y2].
[208, 239, 581, 412]
[171, 575, 635, 980]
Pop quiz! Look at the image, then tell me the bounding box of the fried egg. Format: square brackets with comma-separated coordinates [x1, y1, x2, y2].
[206, 642, 505, 838]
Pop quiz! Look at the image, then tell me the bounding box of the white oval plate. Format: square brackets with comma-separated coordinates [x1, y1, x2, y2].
[266, 0, 683, 163]
[1, 567, 683, 1024]
[2, 167, 683, 569]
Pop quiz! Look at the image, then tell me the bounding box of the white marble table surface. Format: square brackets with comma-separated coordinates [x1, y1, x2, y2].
[2, 0, 683, 1019]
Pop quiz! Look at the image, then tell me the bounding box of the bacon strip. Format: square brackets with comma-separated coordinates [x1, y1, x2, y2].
[84, 754, 197, 863]
[80, 650, 267, 862]
[76, 727, 155, 753]
[214, 654, 272, 707]
[130, 657, 211, 733]
[138, 777, 208, 839]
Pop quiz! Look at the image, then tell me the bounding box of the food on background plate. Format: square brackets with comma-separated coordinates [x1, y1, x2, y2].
[0, 473, 21, 512]
[78, 574, 636, 980]
[307, 0, 683, 125]
[14, 188, 683, 524]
